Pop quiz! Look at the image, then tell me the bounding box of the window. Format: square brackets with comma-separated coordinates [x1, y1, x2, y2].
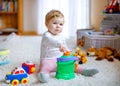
[37, 0, 91, 37]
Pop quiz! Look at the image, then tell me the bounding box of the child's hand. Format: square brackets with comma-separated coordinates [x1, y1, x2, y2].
[59, 44, 67, 52]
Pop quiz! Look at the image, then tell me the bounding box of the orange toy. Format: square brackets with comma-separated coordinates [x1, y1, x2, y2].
[73, 47, 87, 64]
[64, 51, 70, 56]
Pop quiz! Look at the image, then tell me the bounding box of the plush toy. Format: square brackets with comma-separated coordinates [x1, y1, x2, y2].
[96, 47, 114, 61]
[87, 47, 98, 56]
[87, 46, 120, 62]
[115, 51, 120, 61]
[73, 47, 87, 64]
[108, 47, 120, 61]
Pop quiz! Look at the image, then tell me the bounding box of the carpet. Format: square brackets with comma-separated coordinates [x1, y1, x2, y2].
[0, 35, 120, 86]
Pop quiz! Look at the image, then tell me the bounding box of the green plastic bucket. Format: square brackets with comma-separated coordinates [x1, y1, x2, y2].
[55, 55, 78, 80]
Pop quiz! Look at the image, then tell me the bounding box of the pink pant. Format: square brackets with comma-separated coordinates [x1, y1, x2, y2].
[39, 59, 83, 74]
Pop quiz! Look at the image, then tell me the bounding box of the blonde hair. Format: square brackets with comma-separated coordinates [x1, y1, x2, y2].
[45, 10, 64, 26]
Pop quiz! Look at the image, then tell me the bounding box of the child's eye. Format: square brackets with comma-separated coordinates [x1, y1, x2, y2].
[53, 22, 57, 24]
[60, 23, 63, 26]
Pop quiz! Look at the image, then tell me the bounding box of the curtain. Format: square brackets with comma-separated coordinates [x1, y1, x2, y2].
[36, 0, 91, 38]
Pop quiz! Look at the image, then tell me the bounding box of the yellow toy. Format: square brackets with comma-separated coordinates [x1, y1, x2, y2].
[73, 47, 87, 64]
[0, 49, 10, 65]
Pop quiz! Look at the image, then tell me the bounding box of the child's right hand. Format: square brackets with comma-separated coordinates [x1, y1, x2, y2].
[59, 44, 68, 52]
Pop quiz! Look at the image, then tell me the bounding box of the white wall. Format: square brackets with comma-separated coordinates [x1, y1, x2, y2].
[23, 0, 38, 32]
[91, 0, 106, 31]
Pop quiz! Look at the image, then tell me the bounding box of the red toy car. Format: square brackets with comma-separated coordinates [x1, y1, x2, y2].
[104, 0, 120, 13]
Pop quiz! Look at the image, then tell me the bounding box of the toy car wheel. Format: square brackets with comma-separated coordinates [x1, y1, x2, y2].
[109, 9, 113, 13]
[21, 78, 28, 84]
[11, 79, 19, 85]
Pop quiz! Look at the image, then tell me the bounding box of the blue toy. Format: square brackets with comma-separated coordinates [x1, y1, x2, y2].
[5, 67, 28, 85]
[5, 61, 36, 85]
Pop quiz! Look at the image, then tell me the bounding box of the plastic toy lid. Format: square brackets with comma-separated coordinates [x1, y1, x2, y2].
[57, 56, 78, 62]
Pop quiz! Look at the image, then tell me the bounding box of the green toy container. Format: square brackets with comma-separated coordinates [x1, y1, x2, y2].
[55, 55, 78, 80]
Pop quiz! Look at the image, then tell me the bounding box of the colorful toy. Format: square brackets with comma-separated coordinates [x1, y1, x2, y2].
[5, 61, 36, 86]
[73, 47, 87, 64]
[0, 49, 10, 65]
[55, 51, 78, 80]
[87, 46, 120, 62]
[103, 0, 120, 13]
[103, 28, 115, 35]
[22, 61, 36, 74]
[5, 67, 29, 85]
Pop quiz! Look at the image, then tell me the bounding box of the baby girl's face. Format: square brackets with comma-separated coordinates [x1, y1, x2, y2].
[47, 17, 64, 35]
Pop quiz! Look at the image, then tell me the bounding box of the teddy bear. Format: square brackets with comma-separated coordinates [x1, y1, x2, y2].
[96, 47, 114, 61]
[86, 46, 120, 62]
[73, 47, 87, 64]
[99, 46, 120, 61]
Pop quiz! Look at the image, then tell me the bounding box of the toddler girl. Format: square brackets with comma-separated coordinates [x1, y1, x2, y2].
[38, 10, 99, 83]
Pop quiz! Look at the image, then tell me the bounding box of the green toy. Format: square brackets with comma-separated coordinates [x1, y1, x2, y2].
[55, 51, 78, 80]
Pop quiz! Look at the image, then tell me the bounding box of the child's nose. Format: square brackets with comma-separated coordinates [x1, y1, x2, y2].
[56, 24, 60, 28]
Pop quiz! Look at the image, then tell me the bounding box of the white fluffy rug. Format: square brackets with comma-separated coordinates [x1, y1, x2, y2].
[0, 35, 120, 86]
